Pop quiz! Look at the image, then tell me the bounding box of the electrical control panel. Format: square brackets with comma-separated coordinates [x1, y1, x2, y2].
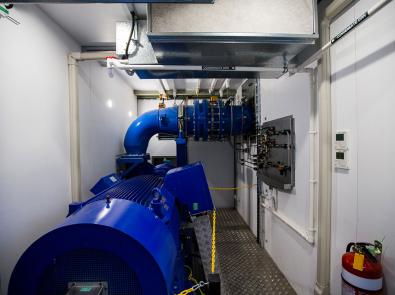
[257, 116, 295, 190]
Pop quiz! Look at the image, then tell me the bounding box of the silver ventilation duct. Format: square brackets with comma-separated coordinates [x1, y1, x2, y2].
[116, 0, 318, 79]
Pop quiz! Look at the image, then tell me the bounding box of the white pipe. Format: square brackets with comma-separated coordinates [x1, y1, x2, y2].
[107, 59, 284, 73]
[68, 51, 115, 202]
[308, 69, 318, 244]
[68, 55, 80, 203]
[71, 51, 115, 61]
[295, 0, 393, 73]
[315, 16, 332, 295]
[369, 0, 392, 15]
[260, 195, 314, 244]
[270, 204, 313, 243]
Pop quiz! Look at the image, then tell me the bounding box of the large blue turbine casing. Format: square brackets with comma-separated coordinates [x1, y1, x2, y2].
[9, 162, 213, 295]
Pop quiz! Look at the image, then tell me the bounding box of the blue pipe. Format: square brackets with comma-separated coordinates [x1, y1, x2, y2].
[124, 100, 254, 156]
[124, 107, 178, 155]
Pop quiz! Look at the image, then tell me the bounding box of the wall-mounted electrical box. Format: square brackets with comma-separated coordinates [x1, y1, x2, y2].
[334, 130, 350, 170]
[335, 131, 348, 150]
[334, 150, 349, 169]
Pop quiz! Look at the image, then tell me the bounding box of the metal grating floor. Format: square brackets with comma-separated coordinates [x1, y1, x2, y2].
[216, 209, 295, 295]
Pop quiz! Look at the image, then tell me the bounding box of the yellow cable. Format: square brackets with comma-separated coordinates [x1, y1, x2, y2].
[211, 210, 217, 274]
[209, 184, 257, 191]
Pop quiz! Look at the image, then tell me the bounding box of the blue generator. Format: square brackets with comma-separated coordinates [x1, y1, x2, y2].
[8, 100, 253, 295]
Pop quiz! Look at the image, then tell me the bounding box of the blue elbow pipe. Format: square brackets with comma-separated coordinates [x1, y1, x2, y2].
[124, 100, 254, 156]
[124, 107, 179, 155]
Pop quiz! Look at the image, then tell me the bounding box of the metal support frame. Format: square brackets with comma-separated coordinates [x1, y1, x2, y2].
[209, 79, 217, 94]
[219, 79, 229, 98]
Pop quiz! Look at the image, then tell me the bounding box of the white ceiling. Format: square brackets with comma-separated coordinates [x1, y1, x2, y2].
[40, 4, 146, 46]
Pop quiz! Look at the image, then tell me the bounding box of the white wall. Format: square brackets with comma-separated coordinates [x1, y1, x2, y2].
[236, 73, 317, 294]
[235, 142, 258, 236]
[78, 63, 137, 199]
[0, 6, 136, 294]
[0, 5, 79, 294]
[330, 1, 395, 293]
[137, 99, 234, 208]
[188, 141, 234, 208]
[261, 74, 317, 295]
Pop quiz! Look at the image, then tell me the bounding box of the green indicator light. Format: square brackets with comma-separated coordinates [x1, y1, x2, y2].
[80, 287, 92, 292]
[192, 202, 199, 211]
[0, 6, 9, 14]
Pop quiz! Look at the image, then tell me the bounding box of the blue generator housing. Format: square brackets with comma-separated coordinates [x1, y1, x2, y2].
[8, 100, 254, 295]
[9, 163, 212, 295]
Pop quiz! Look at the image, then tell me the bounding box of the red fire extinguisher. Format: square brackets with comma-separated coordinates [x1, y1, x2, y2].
[342, 241, 383, 294]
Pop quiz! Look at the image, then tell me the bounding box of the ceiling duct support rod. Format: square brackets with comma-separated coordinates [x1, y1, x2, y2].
[219, 79, 230, 98]
[196, 79, 201, 95]
[209, 79, 217, 94]
[295, 0, 393, 73]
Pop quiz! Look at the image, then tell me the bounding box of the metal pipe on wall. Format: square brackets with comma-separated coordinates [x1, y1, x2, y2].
[67, 55, 80, 203]
[67, 51, 115, 202]
[314, 0, 366, 292]
[261, 195, 314, 243]
[107, 59, 284, 73]
[295, 0, 393, 73]
[308, 69, 318, 244]
[315, 16, 332, 293]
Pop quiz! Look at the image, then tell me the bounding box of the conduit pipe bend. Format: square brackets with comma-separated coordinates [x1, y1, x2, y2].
[68, 51, 115, 202]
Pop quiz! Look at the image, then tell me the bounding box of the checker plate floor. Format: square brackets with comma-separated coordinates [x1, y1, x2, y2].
[216, 209, 296, 295]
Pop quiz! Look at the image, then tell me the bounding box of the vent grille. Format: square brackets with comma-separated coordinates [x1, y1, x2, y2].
[38, 248, 142, 295]
[88, 174, 163, 207]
